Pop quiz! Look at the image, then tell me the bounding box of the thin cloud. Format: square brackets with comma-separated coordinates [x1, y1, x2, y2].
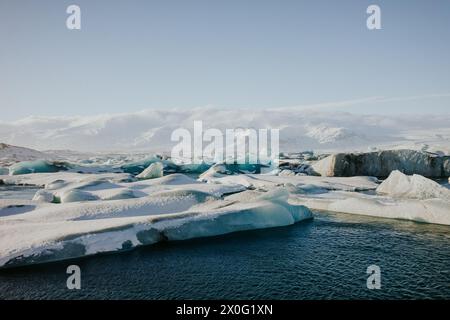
[277, 94, 450, 111]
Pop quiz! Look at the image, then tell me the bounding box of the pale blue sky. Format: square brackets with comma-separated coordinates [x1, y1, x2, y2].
[1, 0, 449, 120]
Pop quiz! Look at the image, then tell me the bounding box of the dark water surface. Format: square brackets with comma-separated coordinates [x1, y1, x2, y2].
[1, 211, 449, 300]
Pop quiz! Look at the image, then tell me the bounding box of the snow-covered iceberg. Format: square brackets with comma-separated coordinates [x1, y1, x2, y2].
[136, 162, 164, 179]
[0, 173, 312, 268]
[198, 163, 235, 181]
[377, 170, 450, 200]
[312, 150, 450, 178]
[203, 171, 450, 226]
[201, 173, 380, 192]
[289, 171, 450, 225]
[9, 160, 71, 175]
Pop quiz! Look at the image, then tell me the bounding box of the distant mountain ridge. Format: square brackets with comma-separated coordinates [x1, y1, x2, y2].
[0, 109, 449, 154]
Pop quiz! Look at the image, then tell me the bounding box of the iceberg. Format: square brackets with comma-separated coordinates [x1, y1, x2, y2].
[289, 172, 450, 225]
[0, 176, 312, 268]
[9, 160, 71, 175]
[120, 157, 162, 175]
[136, 162, 164, 179]
[59, 189, 100, 203]
[32, 190, 55, 203]
[198, 163, 234, 181]
[312, 150, 450, 178]
[377, 170, 450, 200]
[202, 173, 379, 192]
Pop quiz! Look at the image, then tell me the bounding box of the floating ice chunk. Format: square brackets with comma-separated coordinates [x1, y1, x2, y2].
[164, 199, 312, 241]
[136, 162, 164, 180]
[0, 167, 8, 175]
[32, 190, 55, 203]
[0, 186, 312, 268]
[120, 157, 162, 175]
[326, 197, 450, 225]
[198, 164, 234, 181]
[290, 182, 450, 226]
[377, 170, 450, 200]
[157, 188, 312, 241]
[285, 183, 328, 195]
[9, 160, 71, 175]
[59, 189, 99, 203]
[120, 157, 178, 175]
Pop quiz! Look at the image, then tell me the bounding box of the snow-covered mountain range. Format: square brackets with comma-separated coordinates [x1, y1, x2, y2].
[0, 108, 449, 154]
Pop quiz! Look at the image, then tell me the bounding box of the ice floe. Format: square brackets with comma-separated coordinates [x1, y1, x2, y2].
[203, 171, 450, 226]
[0, 190, 312, 268]
[288, 173, 450, 225]
[0, 172, 313, 268]
[202, 173, 380, 192]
